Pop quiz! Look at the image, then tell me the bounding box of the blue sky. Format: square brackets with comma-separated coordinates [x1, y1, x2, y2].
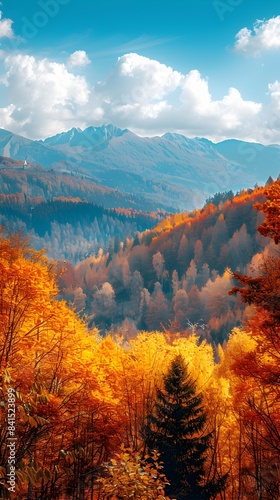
[0, 0, 280, 143]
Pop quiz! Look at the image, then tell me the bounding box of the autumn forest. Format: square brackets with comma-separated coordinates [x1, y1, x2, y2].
[0, 177, 279, 499]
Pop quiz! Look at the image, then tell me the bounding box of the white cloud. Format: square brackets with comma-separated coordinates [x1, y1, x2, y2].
[0, 53, 90, 138]
[118, 53, 181, 100]
[180, 70, 211, 112]
[0, 103, 16, 129]
[259, 80, 280, 143]
[179, 74, 261, 138]
[269, 80, 280, 105]
[234, 16, 280, 56]
[0, 11, 14, 39]
[0, 51, 280, 145]
[94, 53, 181, 106]
[91, 56, 261, 142]
[67, 50, 91, 68]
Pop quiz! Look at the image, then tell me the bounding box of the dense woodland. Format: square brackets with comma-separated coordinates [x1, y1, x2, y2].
[57, 186, 275, 344]
[0, 180, 279, 498]
[0, 194, 166, 263]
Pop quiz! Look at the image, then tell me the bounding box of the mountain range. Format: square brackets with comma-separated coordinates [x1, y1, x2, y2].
[0, 125, 279, 210]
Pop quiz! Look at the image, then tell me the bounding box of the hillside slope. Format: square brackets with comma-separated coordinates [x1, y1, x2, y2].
[0, 156, 170, 211]
[0, 192, 167, 263]
[61, 185, 275, 343]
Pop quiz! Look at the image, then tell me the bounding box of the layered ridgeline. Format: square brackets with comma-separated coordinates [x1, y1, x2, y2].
[59, 185, 276, 343]
[0, 155, 166, 211]
[1, 148, 275, 342]
[0, 191, 167, 263]
[0, 155, 170, 262]
[1, 125, 280, 210]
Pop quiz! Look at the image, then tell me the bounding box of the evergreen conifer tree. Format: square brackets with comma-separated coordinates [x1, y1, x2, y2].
[143, 354, 227, 499]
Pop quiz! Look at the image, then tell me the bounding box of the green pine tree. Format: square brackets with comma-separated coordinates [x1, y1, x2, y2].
[143, 354, 227, 500]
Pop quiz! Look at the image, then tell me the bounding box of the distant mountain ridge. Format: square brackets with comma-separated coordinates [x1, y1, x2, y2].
[0, 128, 68, 167]
[0, 125, 279, 210]
[42, 124, 127, 148]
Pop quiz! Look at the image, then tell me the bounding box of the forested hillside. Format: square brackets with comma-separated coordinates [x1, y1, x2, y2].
[0, 180, 279, 499]
[0, 193, 167, 262]
[60, 186, 274, 343]
[0, 157, 170, 211]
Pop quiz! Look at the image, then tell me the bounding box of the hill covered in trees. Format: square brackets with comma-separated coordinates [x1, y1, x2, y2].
[0, 156, 171, 211]
[0, 193, 167, 263]
[0, 180, 279, 498]
[59, 185, 277, 343]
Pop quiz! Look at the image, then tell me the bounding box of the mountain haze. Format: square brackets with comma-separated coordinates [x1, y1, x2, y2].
[0, 156, 165, 211]
[0, 125, 279, 210]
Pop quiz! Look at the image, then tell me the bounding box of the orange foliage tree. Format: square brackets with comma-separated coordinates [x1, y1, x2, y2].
[228, 181, 280, 499]
[0, 229, 126, 499]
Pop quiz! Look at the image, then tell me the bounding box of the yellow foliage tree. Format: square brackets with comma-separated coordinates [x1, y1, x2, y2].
[97, 445, 169, 499]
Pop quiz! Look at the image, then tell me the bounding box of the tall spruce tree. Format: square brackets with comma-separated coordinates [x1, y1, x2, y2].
[143, 354, 227, 499]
